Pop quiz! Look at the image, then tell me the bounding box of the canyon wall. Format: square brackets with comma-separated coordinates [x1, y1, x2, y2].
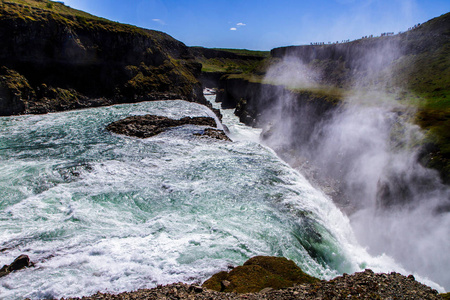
[0, 1, 206, 115]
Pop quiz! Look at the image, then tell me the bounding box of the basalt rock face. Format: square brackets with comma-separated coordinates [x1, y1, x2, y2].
[198, 71, 228, 89]
[216, 76, 347, 208]
[0, 1, 206, 116]
[216, 76, 341, 134]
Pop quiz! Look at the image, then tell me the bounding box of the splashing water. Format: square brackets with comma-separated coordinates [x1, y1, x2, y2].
[0, 97, 443, 299]
[259, 55, 450, 291]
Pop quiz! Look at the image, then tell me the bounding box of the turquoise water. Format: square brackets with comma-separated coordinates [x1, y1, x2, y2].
[0, 98, 438, 299]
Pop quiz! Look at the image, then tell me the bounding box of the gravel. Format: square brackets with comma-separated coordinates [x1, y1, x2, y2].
[62, 269, 443, 300]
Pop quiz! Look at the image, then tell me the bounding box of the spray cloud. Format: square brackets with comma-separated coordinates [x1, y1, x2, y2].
[259, 39, 450, 290]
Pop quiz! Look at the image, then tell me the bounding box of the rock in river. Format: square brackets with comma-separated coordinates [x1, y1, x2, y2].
[106, 114, 231, 141]
[0, 255, 34, 278]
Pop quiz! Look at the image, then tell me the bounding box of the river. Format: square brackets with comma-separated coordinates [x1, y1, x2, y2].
[0, 96, 442, 299]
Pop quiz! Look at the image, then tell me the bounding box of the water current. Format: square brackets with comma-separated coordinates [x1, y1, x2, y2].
[0, 96, 443, 299]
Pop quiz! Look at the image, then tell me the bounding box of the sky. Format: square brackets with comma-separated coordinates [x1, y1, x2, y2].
[58, 0, 449, 50]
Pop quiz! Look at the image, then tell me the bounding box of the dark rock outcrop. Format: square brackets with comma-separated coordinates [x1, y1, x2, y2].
[0, 1, 206, 115]
[216, 76, 341, 138]
[194, 128, 231, 141]
[106, 114, 230, 141]
[198, 71, 229, 89]
[0, 254, 33, 278]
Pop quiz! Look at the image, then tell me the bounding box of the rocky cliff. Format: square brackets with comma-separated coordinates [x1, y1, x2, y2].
[0, 0, 206, 115]
[217, 76, 341, 127]
[216, 75, 350, 208]
[217, 12, 450, 185]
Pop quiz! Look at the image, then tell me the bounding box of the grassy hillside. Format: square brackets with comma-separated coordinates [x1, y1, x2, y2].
[391, 14, 450, 181]
[191, 47, 269, 74]
[2, 0, 109, 21]
[0, 0, 207, 115]
[1, 0, 184, 41]
[211, 48, 269, 58]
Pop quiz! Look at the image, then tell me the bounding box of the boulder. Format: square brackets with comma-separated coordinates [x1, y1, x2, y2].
[194, 128, 231, 141]
[202, 256, 319, 293]
[0, 255, 33, 278]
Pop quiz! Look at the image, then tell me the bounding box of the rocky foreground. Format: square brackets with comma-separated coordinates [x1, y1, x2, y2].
[1, 254, 445, 299]
[63, 270, 443, 300]
[57, 256, 447, 300]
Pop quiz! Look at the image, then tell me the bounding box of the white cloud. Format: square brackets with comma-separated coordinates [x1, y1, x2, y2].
[230, 22, 246, 31]
[152, 19, 166, 25]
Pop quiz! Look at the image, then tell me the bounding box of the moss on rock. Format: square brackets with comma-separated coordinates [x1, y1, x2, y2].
[202, 256, 319, 293]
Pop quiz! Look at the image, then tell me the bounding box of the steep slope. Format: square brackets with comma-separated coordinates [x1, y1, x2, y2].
[0, 0, 206, 115]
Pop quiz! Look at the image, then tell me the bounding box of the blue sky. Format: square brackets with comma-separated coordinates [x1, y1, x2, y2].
[59, 0, 449, 50]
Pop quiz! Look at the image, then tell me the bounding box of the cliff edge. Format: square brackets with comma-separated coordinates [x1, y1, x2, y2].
[217, 12, 450, 184]
[0, 0, 206, 115]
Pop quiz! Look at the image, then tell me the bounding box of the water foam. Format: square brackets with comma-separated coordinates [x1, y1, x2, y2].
[0, 99, 444, 299]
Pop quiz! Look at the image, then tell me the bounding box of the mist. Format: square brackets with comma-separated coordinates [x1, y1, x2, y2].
[259, 46, 450, 290]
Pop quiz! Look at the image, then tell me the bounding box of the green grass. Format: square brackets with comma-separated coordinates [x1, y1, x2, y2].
[225, 73, 264, 82]
[226, 73, 344, 105]
[1, 0, 158, 36]
[199, 57, 263, 73]
[3, 0, 109, 21]
[211, 48, 270, 58]
[191, 47, 269, 74]
[385, 39, 450, 182]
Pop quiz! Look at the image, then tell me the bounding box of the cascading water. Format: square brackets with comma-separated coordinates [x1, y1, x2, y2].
[260, 56, 450, 291]
[0, 97, 444, 299]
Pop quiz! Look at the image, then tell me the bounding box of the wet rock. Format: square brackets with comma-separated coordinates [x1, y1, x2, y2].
[0, 254, 33, 278]
[106, 114, 222, 139]
[189, 285, 204, 293]
[194, 128, 232, 141]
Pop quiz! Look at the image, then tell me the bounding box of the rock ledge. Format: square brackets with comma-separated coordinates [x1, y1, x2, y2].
[106, 114, 231, 141]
